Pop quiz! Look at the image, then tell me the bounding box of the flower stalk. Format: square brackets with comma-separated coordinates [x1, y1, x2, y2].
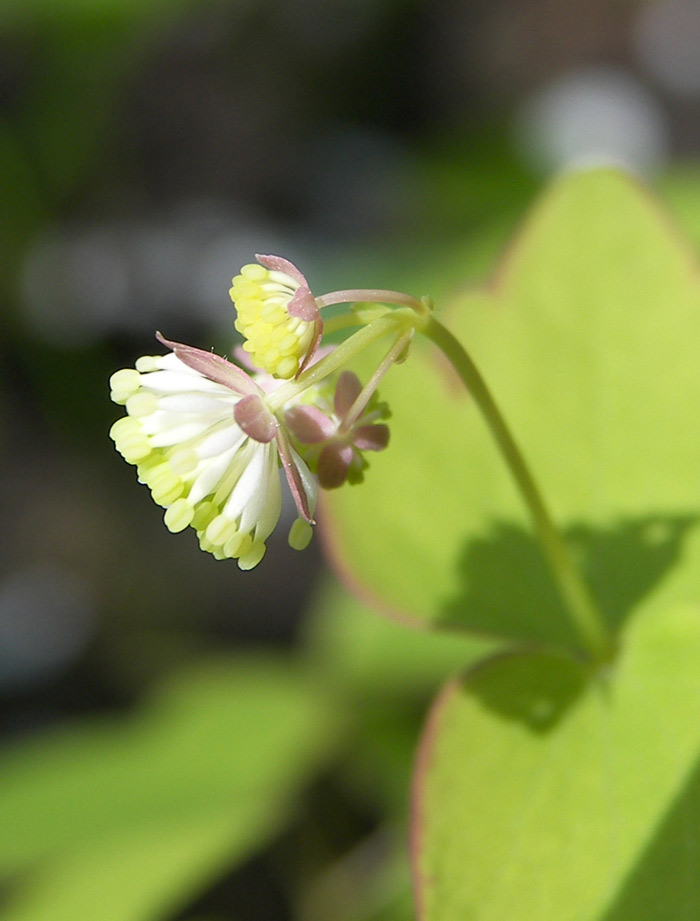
[316, 288, 430, 315]
[338, 330, 413, 434]
[266, 309, 416, 413]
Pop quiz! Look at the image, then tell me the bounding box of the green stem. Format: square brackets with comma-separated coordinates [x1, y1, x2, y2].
[267, 310, 414, 413]
[322, 312, 364, 336]
[339, 330, 413, 432]
[422, 315, 613, 663]
[316, 288, 429, 314]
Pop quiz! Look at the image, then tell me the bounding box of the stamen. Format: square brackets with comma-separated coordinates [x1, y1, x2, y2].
[164, 499, 195, 533]
[288, 518, 314, 551]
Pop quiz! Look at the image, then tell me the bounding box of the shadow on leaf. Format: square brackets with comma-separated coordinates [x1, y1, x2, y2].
[439, 513, 698, 649]
[601, 745, 700, 920]
[461, 649, 589, 733]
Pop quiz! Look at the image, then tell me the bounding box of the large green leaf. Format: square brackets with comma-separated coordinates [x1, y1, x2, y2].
[412, 603, 700, 921]
[0, 656, 339, 921]
[322, 169, 700, 648]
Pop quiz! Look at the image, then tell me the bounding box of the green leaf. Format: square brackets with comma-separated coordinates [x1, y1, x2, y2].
[412, 604, 700, 921]
[303, 577, 493, 700]
[322, 169, 700, 646]
[0, 656, 339, 921]
[0, 817, 266, 921]
[302, 578, 493, 818]
[657, 165, 700, 251]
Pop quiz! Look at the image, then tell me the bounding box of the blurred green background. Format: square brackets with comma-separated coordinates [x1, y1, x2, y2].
[1, 1, 700, 919]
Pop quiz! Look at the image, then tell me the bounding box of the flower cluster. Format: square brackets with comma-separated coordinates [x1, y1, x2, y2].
[110, 254, 411, 569]
[230, 254, 322, 380]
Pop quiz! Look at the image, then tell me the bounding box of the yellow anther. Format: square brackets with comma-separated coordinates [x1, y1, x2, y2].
[110, 417, 152, 462]
[288, 518, 313, 551]
[136, 453, 162, 481]
[109, 369, 141, 403]
[191, 500, 217, 531]
[168, 449, 198, 474]
[140, 461, 171, 487]
[275, 356, 298, 379]
[205, 514, 239, 547]
[223, 531, 244, 558]
[126, 392, 158, 417]
[198, 534, 216, 554]
[240, 263, 267, 281]
[109, 416, 139, 440]
[151, 474, 184, 506]
[135, 356, 160, 373]
[164, 499, 195, 533]
[238, 540, 266, 570]
[278, 332, 298, 352]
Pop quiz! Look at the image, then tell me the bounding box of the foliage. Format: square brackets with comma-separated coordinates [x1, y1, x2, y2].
[3, 169, 700, 921]
[413, 605, 700, 921]
[0, 658, 340, 920]
[325, 169, 700, 920]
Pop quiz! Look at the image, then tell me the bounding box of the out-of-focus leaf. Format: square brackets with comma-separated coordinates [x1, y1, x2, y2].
[412, 603, 700, 921]
[299, 826, 413, 921]
[303, 577, 493, 700]
[0, 656, 340, 920]
[2, 2, 199, 202]
[0, 122, 45, 285]
[657, 165, 700, 251]
[0, 815, 267, 921]
[0, 0, 191, 26]
[302, 580, 492, 820]
[322, 169, 700, 649]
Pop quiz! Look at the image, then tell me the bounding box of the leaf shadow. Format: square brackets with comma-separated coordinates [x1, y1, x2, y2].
[439, 513, 698, 650]
[447, 513, 698, 734]
[460, 647, 589, 734]
[599, 746, 700, 920]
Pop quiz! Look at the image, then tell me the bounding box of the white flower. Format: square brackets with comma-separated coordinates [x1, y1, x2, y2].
[109, 335, 316, 570]
[108, 253, 418, 570]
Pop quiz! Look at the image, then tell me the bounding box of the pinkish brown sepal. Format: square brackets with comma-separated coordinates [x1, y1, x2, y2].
[288, 285, 321, 323]
[286, 369, 391, 489]
[156, 332, 259, 396]
[296, 316, 324, 377]
[285, 404, 337, 443]
[255, 253, 308, 287]
[334, 370, 363, 417]
[234, 393, 278, 443]
[353, 423, 390, 452]
[276, 427, 317, 523]
[318, 443, 355, 489]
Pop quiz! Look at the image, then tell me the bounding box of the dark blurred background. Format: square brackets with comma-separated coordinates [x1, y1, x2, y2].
[1, 0, 699, 913]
